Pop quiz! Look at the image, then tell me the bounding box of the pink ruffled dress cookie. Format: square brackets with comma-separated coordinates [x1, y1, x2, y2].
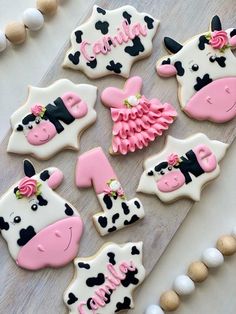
[101, 76, 177, 155]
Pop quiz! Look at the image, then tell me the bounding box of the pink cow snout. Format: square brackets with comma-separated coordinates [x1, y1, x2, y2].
[157, 170, 186, 192]
[26, 120, 57, 146]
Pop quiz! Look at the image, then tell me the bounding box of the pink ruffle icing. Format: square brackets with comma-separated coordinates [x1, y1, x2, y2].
[111, 97, 177, 155]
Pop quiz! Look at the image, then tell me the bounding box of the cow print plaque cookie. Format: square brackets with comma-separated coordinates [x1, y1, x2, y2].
[63, 5, 159, 78]
[156, 15, 236, 123]
[138, 133, 228, 203]
[64, 242, 145, 314]
[0, 160, 83, 270]
[7, 79, 97, 160]
[75, 147, 145, 236]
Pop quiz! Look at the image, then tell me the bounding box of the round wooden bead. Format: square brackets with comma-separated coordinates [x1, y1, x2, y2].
[23, 8, 44, 31]
[5, 22, 26, 45]
[0, 31, 7, 52]
[202, 248, 224, 268]
[216, 235, 236, 256]
[36, 0, 58, 15]
[159, 290, 180, 312]
[145, 304, 164, 314]
[173, 275, 195, 295]
[187, 261, 208, 282]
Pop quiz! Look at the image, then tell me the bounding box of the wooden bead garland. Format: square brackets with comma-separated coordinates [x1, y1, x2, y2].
[36, 0, 58, 15]
[145, 227, 236, 314]
[5, 22, 27, 45]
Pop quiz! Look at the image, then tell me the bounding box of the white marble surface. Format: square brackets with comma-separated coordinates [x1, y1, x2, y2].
[0, 1, 235, 314]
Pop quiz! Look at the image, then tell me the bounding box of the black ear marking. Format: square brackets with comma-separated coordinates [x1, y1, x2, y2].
[147, 170, 154, 176]
[174, 61, 185, 76]
[16, 124, 23, 131]
[198, 35, 209, 50]
[211, 15, 222, 31]
[23, 160, 36, 177]
[40, 170, 50, 181]
[164, 37, 183, 54]
[230, 29, 236, 37]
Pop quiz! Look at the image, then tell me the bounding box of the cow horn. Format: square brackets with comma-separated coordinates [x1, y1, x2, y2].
[211, 15, 222, 31]
[23, 160, 36, 177]
[164, 37, 183, 54]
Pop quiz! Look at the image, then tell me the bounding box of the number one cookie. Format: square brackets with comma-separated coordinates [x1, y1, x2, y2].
[75, 147, 145, 235]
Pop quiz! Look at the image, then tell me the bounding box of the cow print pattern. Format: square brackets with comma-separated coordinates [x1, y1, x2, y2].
[95, 21, 109, 35]
[131, 246, 140, 255]
[68, 51, 80, 65]
[106, 60, 123, 74]
[125, 36, 144, 56]
[67, 292, 78, 305]
[86, 273, 105, 287]
[74, 30, 83, 44]
[40, 170, 50, 181]
[78, 262, 90, 269]
[86, 58, 97, 69]
[17, 226, 36, 246]
[123, 11, 132, 24]
[0, 217, 9, 231]
[194, 74, 213, 91]
[107, 252, 116, 265]
[209, 55, 226, 67]
[174, 61, 185, 76]
[115, 297, 131, 312]
[65, 203, 74, 216]
[198, 35, 209, 50]
[97, 7, 106, 15]
[144, 15, 154, 29]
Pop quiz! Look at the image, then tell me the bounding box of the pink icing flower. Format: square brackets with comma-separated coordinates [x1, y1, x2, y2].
[18, 177, 38, 198]
[31, 104, 45, 117]
[209, 30, 228, 49]
[117, 187, 124, 197]
[168, 153, 180, 166]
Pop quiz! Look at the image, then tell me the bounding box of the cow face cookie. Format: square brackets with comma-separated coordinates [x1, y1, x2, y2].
[0, 160, 83, 270]
[156, 15, 236, 123]
[64, 242, 145, 314]
[101, 76, 177, 155]
[75, 147, 145, 236]
[63, 5, 159, 78]
[7, 79, 97, 160]
[138, 133, 228, 203]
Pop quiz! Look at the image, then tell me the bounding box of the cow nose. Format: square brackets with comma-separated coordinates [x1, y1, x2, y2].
[54, 230, 61, 238]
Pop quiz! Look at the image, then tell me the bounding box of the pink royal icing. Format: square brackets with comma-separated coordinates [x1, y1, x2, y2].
[31, 104, 45, 117]
[167, 153, 179, 166]
[209, 30, 228, 49]
[18, 177, 38, 198]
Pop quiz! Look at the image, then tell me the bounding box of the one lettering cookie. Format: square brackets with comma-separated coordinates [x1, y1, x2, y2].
[0, 160, 83, 270]
[75, 147, 145, 236]
[156, 15, 236, 123]
[64, 242, 145, 314]
[63, 5, 159, 78]
[101, 76, 177, 155]
[7, 79, 97, 160]
[137, 133, 228, 203]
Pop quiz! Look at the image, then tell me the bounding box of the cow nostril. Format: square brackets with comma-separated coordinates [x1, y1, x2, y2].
[174, 176, 178, 181]
[206, 96, 212, 104]
[225, 86, 230, 94]
[164, 181, 168, 185]
[55, 230, 61, 238]
[34, 134, 38, 138]
[37, 244, 45, 252]
[43, 127, 47, 132]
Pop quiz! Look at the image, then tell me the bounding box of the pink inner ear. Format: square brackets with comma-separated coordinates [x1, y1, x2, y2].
[229, 35, 236, 48]
[156, 64, 177, 77]
[101, 76, 143, 109]
[48, 170, 64, 189]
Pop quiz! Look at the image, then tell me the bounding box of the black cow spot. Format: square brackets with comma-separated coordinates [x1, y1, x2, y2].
[78, 262, 90, 269]
[209, 55, 226, 68]
[97, 7, 106, 15]
[230, 29, 236, 37]
[68, 51, 80, 65]
[98, 216, 108, 228]
[121, 268, 139, 287]
[107, 252, 116, 265]
[198, 35, 209, 50]
[123, 11, 132, 24]
[17, 124, 23, 131]
[144, 16, 154, 29]
[124, 214, 139, 225]
[86, 273, 105, 287]
[124, 36, 144, 56]
[108, 226, 117, 233]
[86, 58, 97, 69]
[87, 298, 92, 310]
[112, 213, 120, 224]
[162, 58, 171, 65]
[95, 21, 109, 35]
[131, 246, 140, 255]
[104, 289, 113, 304]
[17, 226, 36, 246]
[103, 194, 113, 209]
[75, 30, 83, 44]
[115, 297, 131, 312]
[106, 60, 123, 74]
[0, 217, 9, 231]
[148, 170, 154, 176]
[40, 170, 50, 181]
[134, 201, 141, 209]
[67, 292, 78, 305]
[37, 194, 48, 206]
[174, 61, 185, 76]
[121, 202, 130, 215]
[194, 74, 213, 91]
[65, 203, 74, 216]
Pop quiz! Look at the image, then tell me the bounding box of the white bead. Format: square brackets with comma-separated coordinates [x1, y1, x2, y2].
[202, 248, 224, 268]
[0, 31, 7, 52]
[22, 8, 44, 31]
[109, 180, 121, 191]
[128, 95, 139, 106]
[145, 304, 164, 314]
[173, 275, 195, 295]
[232, 226, 236, 238]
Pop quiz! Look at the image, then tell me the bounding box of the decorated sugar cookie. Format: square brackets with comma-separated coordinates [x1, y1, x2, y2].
[64, 242, 145, 314]
[7, 79, 97, 160]
[137, 133, 228, 203]
[156, 15, 236, 123]
[0, 160, 83, 270]
[101, 76, 177, 155]
[63, 5, 159, 78]
[76, 147, 145, 235]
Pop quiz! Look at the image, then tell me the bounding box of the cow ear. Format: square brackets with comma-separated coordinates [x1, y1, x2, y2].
[211, 15, 222, 31]
[164, 37, 183, 54]
[23, 160, 36, 177]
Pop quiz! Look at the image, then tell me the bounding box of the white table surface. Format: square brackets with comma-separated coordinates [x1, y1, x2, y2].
[0, 1, 235, 313]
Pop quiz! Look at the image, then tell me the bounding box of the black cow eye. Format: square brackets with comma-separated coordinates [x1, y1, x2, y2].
[192, 64, 199, 71]
[160, 170, 165, 175]
[209, 56, 215, 62]
[28, 125, 33, 129]
[168, 166, 172, 171]
[14, 216, 21, 223]
[31, 204, 38, 211]
[35, 119, 40, 124]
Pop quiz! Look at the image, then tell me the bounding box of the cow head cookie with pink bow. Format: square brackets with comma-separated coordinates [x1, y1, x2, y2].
[7, 79, 97, 160]
[156, 15, 236, 123]
[0, 160, 83, 270]
[101, 76, 177, 155]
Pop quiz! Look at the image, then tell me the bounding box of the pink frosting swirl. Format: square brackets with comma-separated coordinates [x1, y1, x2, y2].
[31, 104, 44, 116]
[18, 177, 38, 197]
[168, 153, 179, 166]
[209, 30, 228, 49]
